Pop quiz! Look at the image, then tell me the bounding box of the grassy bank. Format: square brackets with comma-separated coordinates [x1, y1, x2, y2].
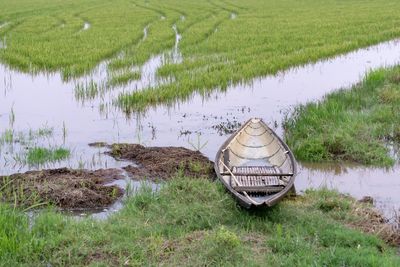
[2, 1, 400, 109]
[284, 66, 400, 166]
[1, 177, 399, 266]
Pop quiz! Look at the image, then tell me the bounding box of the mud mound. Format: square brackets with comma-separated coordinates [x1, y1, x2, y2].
[0, 168, 124, 209]
[109, 144, 215, 180]
[351, 204, 400, 246]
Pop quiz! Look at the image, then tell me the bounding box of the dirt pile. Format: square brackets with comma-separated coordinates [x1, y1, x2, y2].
[351, 204, 400, 246]
[0, 168, 124, 209]
[108, 144, 215, 180]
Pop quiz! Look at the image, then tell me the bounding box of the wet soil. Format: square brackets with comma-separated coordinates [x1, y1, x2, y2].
[0, 168, 124, 209]
[108, 144, 215, 181]
[350, 202, 400, 246]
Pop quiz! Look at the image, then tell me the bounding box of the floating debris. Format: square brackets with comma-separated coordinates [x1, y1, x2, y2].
[212, 119, 242, 136]
[88, 142, 108, 148]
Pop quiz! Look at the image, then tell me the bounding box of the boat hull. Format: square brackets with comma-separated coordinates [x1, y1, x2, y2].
[214, 118, 297, 208]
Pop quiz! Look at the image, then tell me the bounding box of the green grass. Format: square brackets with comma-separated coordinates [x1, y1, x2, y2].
[2, 1, 400, 109]
[26, 147, 70, 165]
[107, 70, 141, 87]
[0, 129, 14, 145]
[0, 177, 399, 266]
[284, 66, 400, 166]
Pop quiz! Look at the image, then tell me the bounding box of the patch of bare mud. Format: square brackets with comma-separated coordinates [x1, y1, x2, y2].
[350, 201, 400, 246]
[108, 144, 215, 181]
[0, 168, 124, 209]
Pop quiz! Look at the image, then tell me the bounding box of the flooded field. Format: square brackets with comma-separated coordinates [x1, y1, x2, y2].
[2, 1, 400, 264]
[1, 37, 400, 217]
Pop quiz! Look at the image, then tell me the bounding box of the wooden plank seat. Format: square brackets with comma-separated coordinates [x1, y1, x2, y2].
[221, 166, 293, 177]
[229, 166, 286, 193]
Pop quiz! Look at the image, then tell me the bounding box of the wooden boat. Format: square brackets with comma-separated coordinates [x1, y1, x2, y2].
[214, 118, 297, 208]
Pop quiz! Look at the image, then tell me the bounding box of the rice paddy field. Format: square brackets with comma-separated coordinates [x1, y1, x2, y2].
[2, 0, 400, 109]
[1, 0, 400, 265]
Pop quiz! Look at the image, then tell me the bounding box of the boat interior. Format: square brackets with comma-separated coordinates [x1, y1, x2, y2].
[217, 118, 294, 203]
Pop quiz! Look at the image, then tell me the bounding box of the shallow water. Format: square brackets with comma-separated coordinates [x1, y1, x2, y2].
[142, 25, 149, 42]
[1, 38, 400, 216]
[296, 162, 400, 219]
[67, 173, 160, 220]
[82, 22, 90, 31]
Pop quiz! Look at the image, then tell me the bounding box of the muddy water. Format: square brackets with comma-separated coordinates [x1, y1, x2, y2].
[1, 38, 400, 217]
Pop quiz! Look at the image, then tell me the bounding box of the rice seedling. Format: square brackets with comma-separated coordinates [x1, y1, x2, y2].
[32, 125, 53, 138]
[26, 146, 70, 166]
[8, 106, 14, 128]
[0, 129, 14, 145]
[62, 121, 67, 144]
[74, 79, 106, 102]
[107, 69, 141, 87]
[0, 123, 69, 171]
[0, 126, 53, 151]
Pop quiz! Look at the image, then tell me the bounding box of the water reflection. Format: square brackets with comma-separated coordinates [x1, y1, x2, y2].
[296, 162, 400, 218]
